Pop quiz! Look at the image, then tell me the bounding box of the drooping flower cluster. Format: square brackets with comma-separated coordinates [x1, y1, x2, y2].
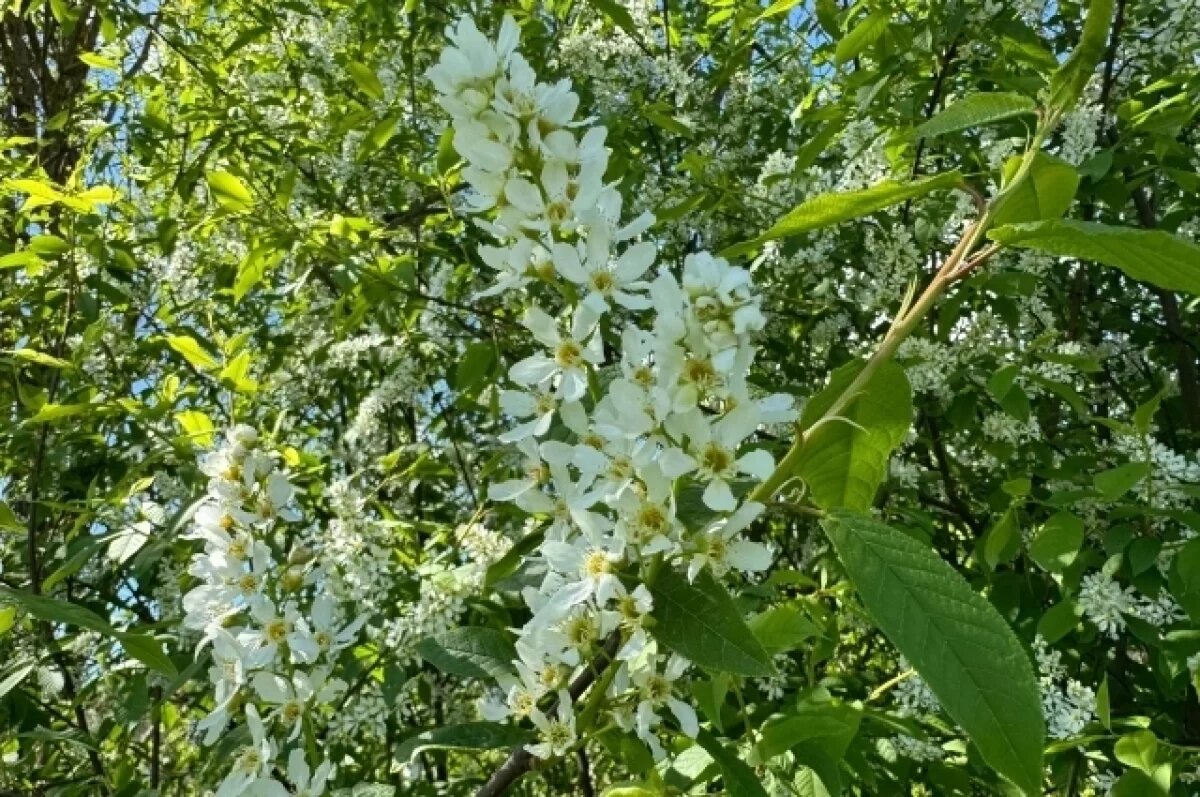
[429, 15, 794, 760]
[1034, 637, 1098, 741]
[180, 426, 363, 796]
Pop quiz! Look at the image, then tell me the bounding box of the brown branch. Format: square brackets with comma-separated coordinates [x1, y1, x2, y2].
[476, 631, 622, 797]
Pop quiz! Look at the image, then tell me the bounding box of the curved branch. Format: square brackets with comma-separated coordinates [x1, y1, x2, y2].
[476, 631, 622, 797]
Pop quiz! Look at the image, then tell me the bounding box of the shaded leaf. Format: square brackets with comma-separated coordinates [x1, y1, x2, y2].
[394, 722, 531, 763]
[792, 361, 912, 511]
[917, 92, 1036, 138]
[988, 220, 1200, 297]
[822, 510, 1044, 795]
[725, 172, 961, 256]
[416, 627, 516, 682]
[649, 568, 775, 677]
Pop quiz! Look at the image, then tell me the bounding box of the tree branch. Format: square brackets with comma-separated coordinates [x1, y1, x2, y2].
[476, 631, 622, 797]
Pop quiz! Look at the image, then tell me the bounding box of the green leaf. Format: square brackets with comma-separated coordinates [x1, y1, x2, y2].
[725, 171, 961, 256]
[164, 334, 219, 370]
[357, 114, 401, 162]
[0, 251, 45, 270]
[347, 61, 384, 100]
[233, 244, 283, 303]
[0, 502, 24, 533]
[757, 0, 803, 22]
[917, 92, 1037, 138]
[748, 602, 820, 655]
[455, 341, 496, 395]
[27, 402, 92, 423]
[1096, 675, 1111, 730]
[793, 767, 834, 797]
[822, 510, 1044, 795]
[752, 698, 861, 763]
[586, 0, 641, 41]
[988, 220, 1200, 297]
[0, 587, 175, 675]
[118, 634, 177, 676]
[834, 11, 888, 66]
[0, 664, 34, 700]
[1110, 770, 1168, 797]
[792, 361, 912, 510]
[696, 730, 769, 797]
[649, 568, 775, 677]
[991, 152, 1080, 227]
[1094, 462, 1149, 500]
[1048, 0, 1115, 114]
[220, 352, 259, 393]
[1029, 511, 1085, 571]
[1168, 538, 1200, 622]
[1132, 387, 1168, 435]
[6, 348, 72, 368]
[485, 527, 544, 587]
[29, 234, 70, 254]
[205, 170, 254, 213]
[175, 410, 216, 446]
[394, 722, 531, 763]
[983, 508, 1020, 570]
[1037, 599, 1080, 644]
[1114, 730, 1158, 773]
[416, 628, 516, 682]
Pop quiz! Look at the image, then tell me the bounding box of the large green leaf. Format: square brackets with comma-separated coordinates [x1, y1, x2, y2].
[394, 722, 531, 763]
[205, 170, 254, 213]
[722, 172, 961, 257]
[0, 587, 176, 676]
[696, 730, 769, 797]
[1028, 511, 1084, 572]
[821, 511, 1044, 795]
[989, 220, 1200, 296]
[791, 361, 913, 510]
[1168, 538, 1200, 622]
[649, 568, 775, 677]
[748, 602, 820, 654]
[1048, 0, 1115, 113]
[834, 11, 888, 65]
[917, 92, 1037, 138]
[416, 627, 516, 683]
[990, 152, 1080, 227]
[752, 698, 861, 763]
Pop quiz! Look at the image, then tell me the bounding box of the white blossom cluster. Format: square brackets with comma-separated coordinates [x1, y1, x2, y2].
[1034, 637, 1097, 741]
[179, 426, 364, 796]
[428, 15, 795, 762]
[378, 521, 513, 663]
[1077, 570, 1185, 640]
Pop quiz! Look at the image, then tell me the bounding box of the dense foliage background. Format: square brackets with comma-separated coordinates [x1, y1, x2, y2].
[1, 0, 1199, 795]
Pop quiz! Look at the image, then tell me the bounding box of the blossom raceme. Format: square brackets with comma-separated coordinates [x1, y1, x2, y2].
[429, 13, 794, 763]
[179, 426, 351, 796]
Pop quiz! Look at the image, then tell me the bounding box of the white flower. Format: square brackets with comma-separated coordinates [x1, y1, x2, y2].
[488, 437, 548, 502]
[552, 240, 655, 313]
[687, 502, 772, 582]
[613, 584, 655, 660]
[498, 386, 561, 443]
[669, 407, 774, 511]
[252, 668, 344, 742]
[197, 631, 257, 745]
[527, 694, 577, 759]
[287, 749, 333, 797]
[215, 705, 274, 797]
[541, 532, 627, 607]
[1078, 571, 1135, 639]
[246, 597, 318, 663]
[310, 595, 366, 657]
[630, 654, 698, 759]
[509, 305, 604, 401]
